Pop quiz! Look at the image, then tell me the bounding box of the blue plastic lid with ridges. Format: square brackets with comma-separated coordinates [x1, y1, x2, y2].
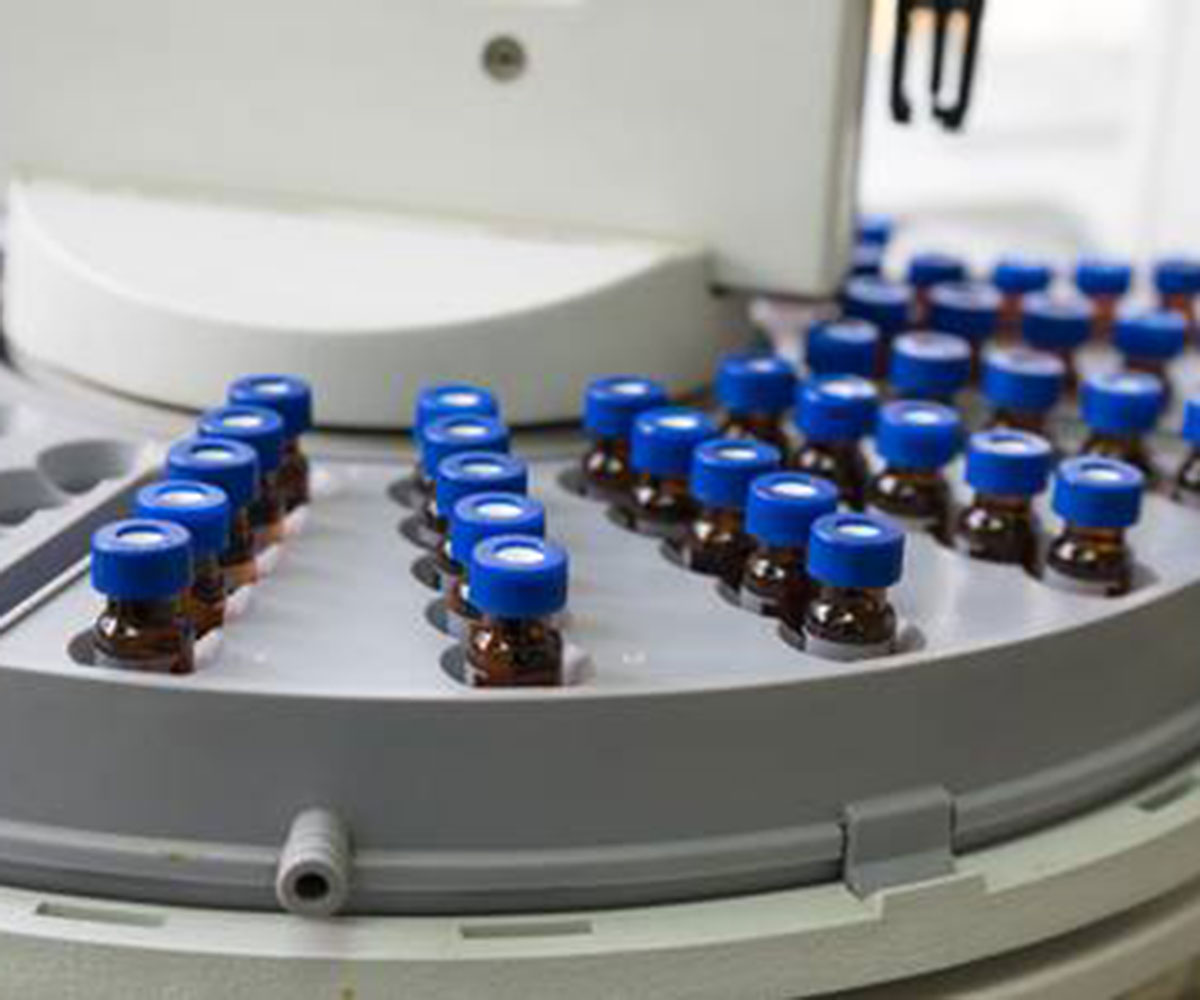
[981, 347, 1065, 413]
[631, 407, 720, 478]
[889, 331, 971, 398]
[796, 375, 878, 442]
[843, 277, 913, 336]
[1075, 257, 1133, 297]
[583, 376, 669, 438]
[851, 243, 884, 278]
[435, 452, 528, 516]
[227, 375, 313, 437]
[716, 353, 796, 415]
[1080, 371, 1166, 434]
[1053, 457, 1144, 529]
[992, 256, 1054, 295]
[469, 535, 569, 619]
[806, 320, 880, 377]
[134, 480, 232, 556]
[965, 430, 1053, 497]
[197, 405, 285, 473]
[807, 512, 905, 590]
[166, 436, 260, 508]
[1154, 257, 1200, 296]
[876, 400, 962, 469]
[745, 473, 839, 548]
[420, 414, 510, 473]
[1114, 309, 1187, 361]
[927, 282, 1001, 342]
[906, 251, 968, 289]
[1185, 397, 1200, 445]
[414, 383, 499, 431]
[856, 214, 894, 247]
[91, 519, 194, 601]
[1021, 293, 1093, 350]
[449, 492, 545, 565]
[689, 439, 782, 509]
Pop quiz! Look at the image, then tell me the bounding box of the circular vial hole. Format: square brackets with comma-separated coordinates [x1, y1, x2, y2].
[293, 871, 331, 903]
[37, 440, 138, 495]
[482, 35, 527, 82]
[0, 468, 65, 526]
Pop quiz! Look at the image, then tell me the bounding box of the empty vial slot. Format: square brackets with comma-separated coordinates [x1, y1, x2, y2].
[398, 514, 441, 550]
[387, 472, 422, 510]
[410, 554, 445, 591]
[605, 503, 687, 542]
[37, 440, 137, 495]
[0, 468, 65, 526]
[425, 598, 461, 638]
[556, 465, 589, 498]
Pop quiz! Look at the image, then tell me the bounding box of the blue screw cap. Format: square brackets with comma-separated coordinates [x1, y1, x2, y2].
[1075, 257, 1133, 298]
[1081, 371, 1166, 435]
[965, 430, 1053, 497]
[197, 405, 285, 473]
[907, 251, 968, 289]
[134, 480, 231, 557]
[1021, 293, 1093, 350]
[227, 375, 313, 437]
[469, 535, 569, 619]
[1114, 309, 1187, 361]
[1053, 457, 1144, 529]
[806, 319, 880, 378]
[745, 472, 839, 548]
[420, 414, 510, 473]
[807, 512, 905, 590]
[91, 519, 194, 601]
[689, 439, 782, 509]
[583, 375, 669, 439]
[982, 347, 1065, 415]
[1185, 397, 1200, 445]
[414, 383, 499, 431]
[166, 437, 260, 509]
[992, 256, 1054, 296]
[889, 331, 971, 399]
[850, 243, 885, 278]
[631, 407, 720, 478]
[450, 492, 545, 566]
[856, 214, 894, 247]
[927, 282, 1001, 342]
[435, 452, 528, 516]
[716, 353, 796, 416]
[1154, 257, 1200, 296]
[876, 400, 962, 470]
[796, 375, 878, 442]
[843, 277, 913, 337]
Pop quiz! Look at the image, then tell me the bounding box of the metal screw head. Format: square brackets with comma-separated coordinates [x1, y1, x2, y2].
[483, 36, 526, 82]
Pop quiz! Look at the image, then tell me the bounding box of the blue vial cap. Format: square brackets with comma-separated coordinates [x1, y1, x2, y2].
[745, 472, 839, 548]
[1075, 257, 1133, 297]
[1114, 309, 1187, 361]
[91, 519, 193, 601]
[796, 375, 878, 442]
[843, 277, 913, 336]
[965, 430, 1053, 497]
[907, 251, 968, 289]
[1185, 397, 1200, 445]
[856, 213, 894, 247]
[450, 492, 545, 565]
[630, 407, 720, 478]
[876, 400, 962, 470]
[197, 405, 285, 473]
[927, 282, 1001, 342]
[689, 439, 782, 509]
[850, 242, 884, 278]
[1154, 257, 1200, 296]
[583, 375, 669, 438]
[716, 353, 796, 416]
[807, 512, 905, 590]
[806, 319, 880, 378]
[420, 414, 510, 473]
[1052, 457, 1144, 529]
[1021, 293, 1093, 350]
[889, 331, 971, 399]
[414, 383, 499, 431]
[134, 480, 231, 557]
[992, 256, 1054, 295]
[227, 375, 313, 437]
[1080, 371, 1166, 435]
[166, 436, 260, 509]
[435, 452, 528, 515]
[981, 347, 1065, 414]
[469, 535, 568, 619]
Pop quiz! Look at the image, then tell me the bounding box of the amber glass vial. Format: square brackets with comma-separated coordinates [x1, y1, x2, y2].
[1175, 397, 1200, 508]
[228, 375, 314, 513]
[842, 277, 914, 364]
[888, 331, 971, 405]
[90, 519, 195, 674]
[579, 375, 668, 499]
[805, 318, 881, 381]
[981, 346, 1065, 439]
[1074, 257, 1132, 341]
[1019, 292, 1092, 393]
[715, 353, 796, 452]
[1078, 371, 1166, 483]
[905, 251, 968, 327]
[411, 383, 500, 496]
[990, 256, 1053, 345]
[427, 451, 527, 540]
[413, 414, 510, 548]
[927, 281, 1001, 381]
[1154, 257, 1200, 335]
[793, 374, 878, 507]
[1114, 310, 1186, 404]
